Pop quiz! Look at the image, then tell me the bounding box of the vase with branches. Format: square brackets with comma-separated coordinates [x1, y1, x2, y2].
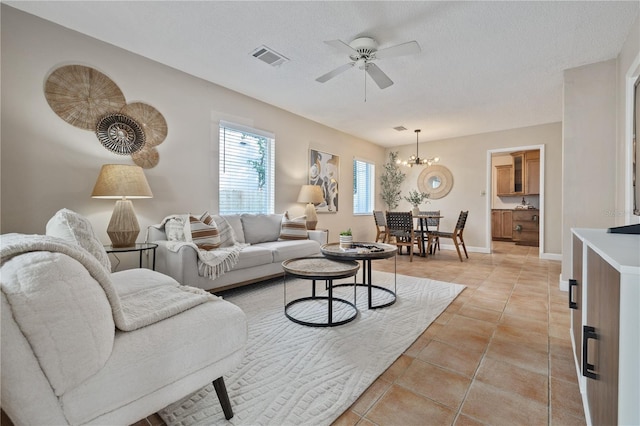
[380, 151, 406, 211]
[404, 190, 430, 214]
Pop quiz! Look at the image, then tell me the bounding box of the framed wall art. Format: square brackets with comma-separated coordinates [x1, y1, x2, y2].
[309, 148, 339, 213]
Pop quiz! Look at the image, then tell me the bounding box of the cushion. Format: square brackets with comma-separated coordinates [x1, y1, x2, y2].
[165, 217, 186, 242]
[241, 213, 283, 244]
[189, 215, 221, 250]
[222, 214, 245, 243]
[279, 212, 308, 241]
[59, 299, 247, 425]
[1, 251, 114, 396]
[259, 239, 322, 263]
[46, 208, 112, 273]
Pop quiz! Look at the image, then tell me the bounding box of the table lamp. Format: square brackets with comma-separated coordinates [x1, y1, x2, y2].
[91, 164, 153, 247]
[297, 184, 324, 230]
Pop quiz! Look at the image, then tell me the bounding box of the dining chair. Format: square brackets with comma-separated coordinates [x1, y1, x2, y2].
[428, 210, 469, 262]
[386, 211, 422, 262]
[420, 210, 441, 253]
[373, 210, 388, 243]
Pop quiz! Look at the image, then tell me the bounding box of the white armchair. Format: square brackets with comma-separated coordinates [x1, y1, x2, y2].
[1, 210, 247, 425]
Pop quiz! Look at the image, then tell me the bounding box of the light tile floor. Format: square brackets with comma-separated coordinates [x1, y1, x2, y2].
[331, 241, 586, 426]
[15, 241, 579, 426]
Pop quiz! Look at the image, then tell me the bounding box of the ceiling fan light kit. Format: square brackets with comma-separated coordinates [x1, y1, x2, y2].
[316, 36, 421, 98]
[397, 129, 440, 168]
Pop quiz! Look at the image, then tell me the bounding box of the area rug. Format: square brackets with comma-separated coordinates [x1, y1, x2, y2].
[159, 271, 465, 426]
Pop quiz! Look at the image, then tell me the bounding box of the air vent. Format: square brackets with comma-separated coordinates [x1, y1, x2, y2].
[393, 126, 408, 131]
[251, 45, 289, 67]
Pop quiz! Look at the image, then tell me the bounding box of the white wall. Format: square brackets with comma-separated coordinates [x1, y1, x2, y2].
[387, 123, 562, 255]
[0, 6, 386, 251]
[561, 60, 618, 282]
[617, 13, 640, 225]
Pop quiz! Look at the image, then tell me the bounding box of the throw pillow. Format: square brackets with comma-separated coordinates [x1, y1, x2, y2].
[278, 211, 308, 241]
[189, 215, 221, 250]
[240, 213, 283, 244]
[45, 208, 112, 273]
[165, 217, 186, 242]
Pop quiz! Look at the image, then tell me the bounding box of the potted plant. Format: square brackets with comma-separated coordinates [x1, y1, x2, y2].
[339, 228, 353, 248]
[404, 190, 430, 215]
[380, 151, 406, 211]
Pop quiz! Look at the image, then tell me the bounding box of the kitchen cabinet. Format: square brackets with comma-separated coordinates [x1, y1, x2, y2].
[511, 209, 539, 246]
[491, 210, 512, 240]
[495, 150, 540, 196]
[511, 152, 525, 194]
[570, 229, 640, 425]
[524, 150, 540, 195]
[495, 165, 513, 196]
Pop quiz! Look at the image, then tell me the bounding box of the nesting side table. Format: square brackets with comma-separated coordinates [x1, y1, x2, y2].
[282, 257, 359, 327]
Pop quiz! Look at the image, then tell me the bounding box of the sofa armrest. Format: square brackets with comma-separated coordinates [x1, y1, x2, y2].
[147, 226, 168, 242]
[152, 241, 199, 286]
[307, 229, 328, 245]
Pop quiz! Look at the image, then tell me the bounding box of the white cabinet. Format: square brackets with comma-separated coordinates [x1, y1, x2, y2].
[570, 229, 640, 425]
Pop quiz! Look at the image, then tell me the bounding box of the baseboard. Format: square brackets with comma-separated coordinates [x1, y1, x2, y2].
[558, 276, 569, 292]
[540, 252, 562, 261]
[438, 244, 490, 254]
[437, 244, 558, 258]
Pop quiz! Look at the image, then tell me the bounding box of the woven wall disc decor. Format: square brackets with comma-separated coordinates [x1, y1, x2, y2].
[120, 102, 168, 147]
[132, 146, 160, 169]
[44, 65, 126, 130]
[417, 164, 454, 200]
[96, 113, 146, 155]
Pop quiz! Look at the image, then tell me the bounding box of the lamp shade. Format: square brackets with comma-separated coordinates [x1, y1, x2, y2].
[91, 164, 152, 248]
[297, 185, 323, 230]
[297, 185, 324, 204]
[91, 164, 153, 199]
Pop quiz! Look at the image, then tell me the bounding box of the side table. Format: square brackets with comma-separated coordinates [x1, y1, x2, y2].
[282, 257, 359, 327]
[104, 243, 158, 271]
[321, 242, 397, 309]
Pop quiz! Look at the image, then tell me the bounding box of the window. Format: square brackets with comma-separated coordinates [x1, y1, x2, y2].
[353, 159, 375, 215]
[219, 121, 275, 214]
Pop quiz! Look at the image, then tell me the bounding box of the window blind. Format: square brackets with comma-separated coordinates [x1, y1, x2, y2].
[353, 159, 375, 214]
[219, 122, 275, 214]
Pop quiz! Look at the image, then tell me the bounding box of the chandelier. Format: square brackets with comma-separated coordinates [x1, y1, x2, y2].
[397, 129, 439, 167]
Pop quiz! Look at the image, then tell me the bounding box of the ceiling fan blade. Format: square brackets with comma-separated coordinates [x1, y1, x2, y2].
[324, 39, 359, 56]
[365, 63, 393, 89]
[316, 62, 355, 83]
[375, 41, 421, 59]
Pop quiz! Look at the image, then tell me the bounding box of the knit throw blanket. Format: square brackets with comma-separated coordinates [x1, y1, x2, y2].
[0, 233, 216, 332]
[155, 214, 248, 281]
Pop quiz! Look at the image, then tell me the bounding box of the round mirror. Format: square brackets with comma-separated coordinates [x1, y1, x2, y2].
[418, 165, 454, 199]
[428, 176, 442, 189]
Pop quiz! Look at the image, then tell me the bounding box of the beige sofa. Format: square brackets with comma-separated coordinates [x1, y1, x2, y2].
[1, 209, 247, 425]
[148, 213, 323, 292]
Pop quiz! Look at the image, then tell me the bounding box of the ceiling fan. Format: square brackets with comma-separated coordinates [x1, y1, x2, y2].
[316, 37, 421, 90]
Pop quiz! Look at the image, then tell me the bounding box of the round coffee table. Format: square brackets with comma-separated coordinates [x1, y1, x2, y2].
[321, 242, 397, 309]
[282, 257, 359, 327]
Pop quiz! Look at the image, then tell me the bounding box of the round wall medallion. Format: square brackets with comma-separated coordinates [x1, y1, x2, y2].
[44, 65, 126, 130]
[132, 146, 159, 169]
[418, 165, 454, 199]
[96, 113, 146, 155]
[120, 102, 168, 146]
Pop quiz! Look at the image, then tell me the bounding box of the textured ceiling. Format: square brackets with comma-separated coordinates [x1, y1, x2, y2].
[7, 1, 639, 147]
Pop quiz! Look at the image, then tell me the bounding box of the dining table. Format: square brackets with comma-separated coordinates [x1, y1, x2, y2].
[412, 213, 444, 257]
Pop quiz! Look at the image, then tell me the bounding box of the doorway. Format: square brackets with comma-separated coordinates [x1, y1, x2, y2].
[485, 145, 545, 256]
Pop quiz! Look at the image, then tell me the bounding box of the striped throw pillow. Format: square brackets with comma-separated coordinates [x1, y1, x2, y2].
[189, 214, 221, 250]
[278, 212, 308, 240]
